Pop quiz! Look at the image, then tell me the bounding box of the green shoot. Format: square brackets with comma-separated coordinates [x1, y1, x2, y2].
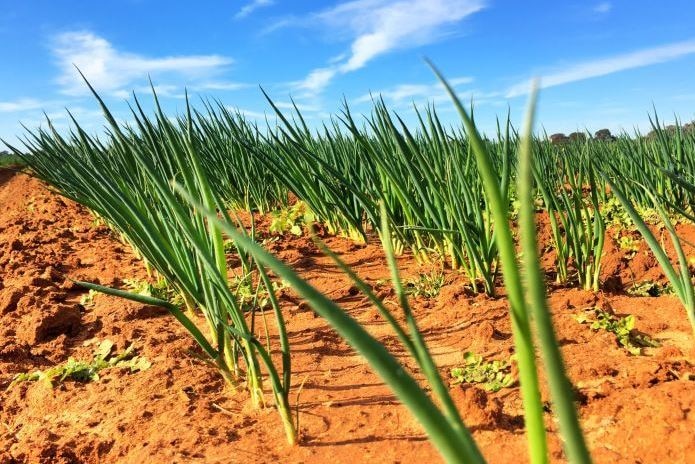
[626, 281, 673, 297]
[10, 340, 151, 388]
[405, 270, 445, 299]
[450, 352, 515, 392]
[269, 201, 317, 236]
[79, 289, 98, 308]
[575, 308, 659, 355]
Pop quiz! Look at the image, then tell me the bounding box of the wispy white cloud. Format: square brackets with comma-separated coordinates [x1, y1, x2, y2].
[19, 106, 106, 127]
[111, 84, 186, 100]
[506, 39, 695, 98]
[670, 93, 695, 102]
[227, 106, 271, 120]
[593, 2, 612, 14]
[289, 0, 485, 97]
[292, 67, 338, 95]
[260, 17, 297, 35]
[274, 101, 321, 112]
[0, 98, 45, 113]
[110, 81, 253, 99]
[52, 31, 233, 97]
[354, 76, 476, 105]
[193, 81, 252, 91]
[235, 0, 275, 20]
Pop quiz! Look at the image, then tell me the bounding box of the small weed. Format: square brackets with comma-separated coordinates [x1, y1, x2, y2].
[601, 197, 633, 231]
[575, 308, 659, 355]
[123, 277, 184, 306]
[634, 205, 687, 227]
[602, 196, 687, 230]
[617, 235, 640, 258]
[230, 274, 285, 312]
[10, 340, 151, 388]
[79, 289, 98, 307]
[509, 197, 543, 220]
[405, 271, 445, 299]
[626, 280, 673, 297]
[223, 238, 238, 254]
[90, 213, 106, 229]
[269, 201, 316, 236]
[225, 236, 279, 255]
[26, 196, 36, 213]
[450, 352, 515, 392]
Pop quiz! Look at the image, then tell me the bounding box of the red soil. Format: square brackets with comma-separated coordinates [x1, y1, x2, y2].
[0, 169, 693, 463]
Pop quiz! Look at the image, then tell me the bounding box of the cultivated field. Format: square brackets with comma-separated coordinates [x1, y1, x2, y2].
[1, 82, 694, 463]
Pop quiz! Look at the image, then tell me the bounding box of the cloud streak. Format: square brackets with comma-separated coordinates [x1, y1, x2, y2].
[0, 98, 45, 113]
[235, 0, 275, 20]
[593, 2, 612, 14]
[506, 39, 695, 97]
[52, 31, 233, 96]
[291, 0, 485, 97]
[354, 76, 475, 105]
[192, 81, 252, 91]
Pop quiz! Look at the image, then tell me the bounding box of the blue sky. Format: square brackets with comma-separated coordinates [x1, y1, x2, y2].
[1, 0, 694, 148]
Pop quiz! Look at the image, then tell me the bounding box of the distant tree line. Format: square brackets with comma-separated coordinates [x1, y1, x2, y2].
[0, 149, 26, 168]
[549, 120, 695, 145]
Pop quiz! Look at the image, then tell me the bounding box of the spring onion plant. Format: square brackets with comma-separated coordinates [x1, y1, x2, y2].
[605, 173, 695, 335]
[254, 92, 376, 242]
[192, 101, 288, 213]
[431, 66, 592, 464]
[342, 100, 505, 294]
[534, 151, 605, 290]
[9, 79, 297, 444]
